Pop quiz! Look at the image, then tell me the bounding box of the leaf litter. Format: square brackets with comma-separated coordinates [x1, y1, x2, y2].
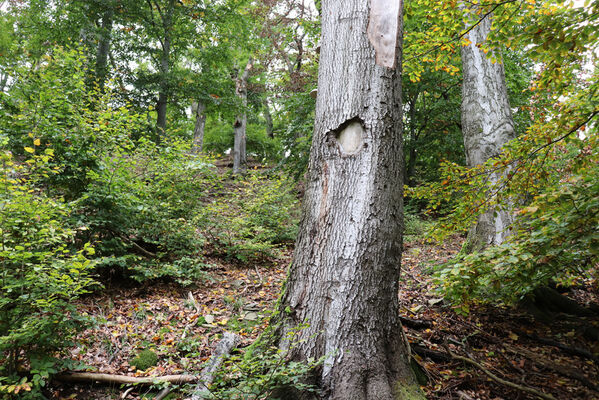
[53, 237, 598, 399]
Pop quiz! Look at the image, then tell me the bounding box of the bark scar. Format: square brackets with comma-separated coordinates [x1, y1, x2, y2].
[329, 117, 366, 157]
[367, 0, 402, 68]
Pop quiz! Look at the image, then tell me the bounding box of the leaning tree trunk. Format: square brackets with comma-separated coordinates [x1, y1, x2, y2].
[191, 100, 206, 154]
[274, 1, 423, 399]
[232, 58, 252, 175]
[461, 9, 516, 252]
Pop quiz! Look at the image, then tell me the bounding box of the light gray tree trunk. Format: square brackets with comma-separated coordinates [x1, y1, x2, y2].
[461, 10, 516, 252]
[274, 1, 423, 399]
[191, 100, 206, 154]
[95, 6, 113, 90]
[156, 0, 174, 140]
[232, 58, 252, 174]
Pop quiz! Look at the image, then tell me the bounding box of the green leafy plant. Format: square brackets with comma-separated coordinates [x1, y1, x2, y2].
[80, 138, 215, 284]
[0, 144, 96, 396]
[204, 328, 323, 400]
[434, 149, 599, 308]
[196, 173, 299, 263]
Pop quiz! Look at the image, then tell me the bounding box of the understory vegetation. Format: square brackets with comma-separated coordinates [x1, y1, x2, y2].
[1, 0, 598, 399]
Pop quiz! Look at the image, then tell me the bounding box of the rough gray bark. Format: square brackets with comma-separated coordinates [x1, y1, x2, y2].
[461, 10, 516, 251]
[274, 1, 423, 399]
[232, 58, 252, 175]
[191, 100, 206, 154]
[156, 0, 174, 139]
[95, 6, 113, 90]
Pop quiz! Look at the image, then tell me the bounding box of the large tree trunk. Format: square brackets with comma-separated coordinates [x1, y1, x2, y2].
[461, 10, 516, 252]
[232, 58, 252, 175]
[274, 1, 423, 399]
[191, 100, 206, 154]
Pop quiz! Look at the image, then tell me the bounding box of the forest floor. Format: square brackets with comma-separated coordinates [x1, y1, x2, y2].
[52, 238, 599, 400]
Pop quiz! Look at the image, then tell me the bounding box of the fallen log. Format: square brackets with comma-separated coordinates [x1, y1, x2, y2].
[190, 331, 240, 399]
[54, 372, 198, 385]
[411, 344, 452, 363]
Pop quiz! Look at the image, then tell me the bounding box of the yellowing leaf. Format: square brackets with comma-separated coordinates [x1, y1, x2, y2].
[24, 147, 34, 153]
[33, 138, 41, 146]
[508, 332, 518, 341]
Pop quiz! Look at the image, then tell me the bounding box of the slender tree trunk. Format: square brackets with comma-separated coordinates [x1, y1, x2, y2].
[232, 58, 252, 175]
[461, 10, 516, 252]
[95, 7, 113, 90]
[156, 0, 174, 140]
[274, 1, 423, 399]
[191, 100, 206, 154]
[405, 94, 419, 186]
[263, 97, 274, 138]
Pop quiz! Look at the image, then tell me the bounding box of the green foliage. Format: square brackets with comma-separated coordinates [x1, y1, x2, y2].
[196, 173, 299, 262]
[435, 157, 599, 307]
[131, 349, 159, 371]
[205, 328, 323, 400]
[0, 145, 96, 396]
[404, 212, 431, 242]
[80, 138, 214, 284]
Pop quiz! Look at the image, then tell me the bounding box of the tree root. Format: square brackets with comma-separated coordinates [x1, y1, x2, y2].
[519, 332, 599, 363]
[443, 343, 556, 400]
[506, 346, 598, 392]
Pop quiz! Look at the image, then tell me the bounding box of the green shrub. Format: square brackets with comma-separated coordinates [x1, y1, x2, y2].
[0, 145, 96, 397]
[196, 173, 300, 262]
[205, 328, 322, 399]
[79, 138, 214, 284]
[403, 212, 431, 241]
[131, 349, 159, 371]
[434, 158, 599, 309]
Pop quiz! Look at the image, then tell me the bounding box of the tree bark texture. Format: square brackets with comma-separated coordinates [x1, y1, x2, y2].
[156, 0, 174, 139]
[461, 10, 515, 250]
[233, 58, 252, 175]
[95, 6, 113, 90]
[275, 1, 423, 399]
[191, 100, 206, 154]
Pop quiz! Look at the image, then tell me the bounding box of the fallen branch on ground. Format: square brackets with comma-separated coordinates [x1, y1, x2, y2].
[190, 331, 240, 400]
[56, 331, 241, 399]
[519, 332, 599, 363]
[54, 372, 198, 385]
